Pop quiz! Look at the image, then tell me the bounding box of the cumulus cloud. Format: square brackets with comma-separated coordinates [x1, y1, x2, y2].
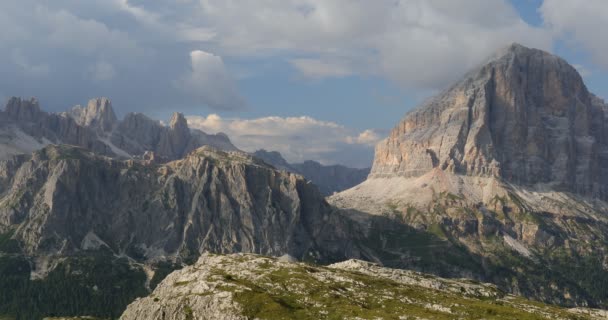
[0, 1, 244, 113]
[195, 0, 551, 87]
[37, 5, 140, 57]
[175, 50, 245, 110]
[346, 129, 383, 146]
[0, 0, 565, 113]
[541, 0, 608, 68]
[187, 114, 382, 168]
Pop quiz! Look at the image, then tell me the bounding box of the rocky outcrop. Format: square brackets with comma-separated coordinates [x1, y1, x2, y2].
[253, 149, 370, 195]
[370, 43, 608, 199]
[1, 97, 113, 158]
[109, 111, 238, 161]
[156, 113, 196, 160]
[0, 145, 342, 263]
[120, 253, 604, 320]
[0, 97, 238, 161]
[67, 98, 117, 133]
[331, 44, 608, 309]
[4, 97, 44, 122]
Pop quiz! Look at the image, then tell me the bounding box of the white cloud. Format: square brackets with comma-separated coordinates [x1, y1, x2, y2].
[11, 49, 50, 77]
[0, 1, 241, 112]
[175, 50, 245, 110]
[87, 60, 116, 81]
[346, 129, 383, 146]
[187, 114, 379, 167]
[194, 0, 552, 88]
[541, 0, 608, 68]
[35, 5, 140, 57]
[290, 58, 354, 79]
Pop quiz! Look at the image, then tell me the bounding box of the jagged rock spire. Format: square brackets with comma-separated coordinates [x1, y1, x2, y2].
[4, 97, 41, 122]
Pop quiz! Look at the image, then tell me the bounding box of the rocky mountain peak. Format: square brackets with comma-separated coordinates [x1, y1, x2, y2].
[493, 42, 542, 58]
[3, 97, 42, 122]
[156, 112, 191, 159]
[169, 112, 187, 131]
[68, 97, 117, 133]
[370, 43, 607, 198]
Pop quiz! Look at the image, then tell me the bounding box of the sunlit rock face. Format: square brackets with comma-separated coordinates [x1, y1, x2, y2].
[371, 43, 608, 199]
[0, 145, 342, 262]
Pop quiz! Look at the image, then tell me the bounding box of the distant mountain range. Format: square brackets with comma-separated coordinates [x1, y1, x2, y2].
[0, 97, 237, 162]
[2, 43, 608, 319]
[253, 149, 370, 195]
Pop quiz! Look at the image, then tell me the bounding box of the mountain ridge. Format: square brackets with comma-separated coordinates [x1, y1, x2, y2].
[0, 97, 238, 162]
[253, 149, 370, 195]
[120, 253, 608, 320]
[331, 43, 608, 308]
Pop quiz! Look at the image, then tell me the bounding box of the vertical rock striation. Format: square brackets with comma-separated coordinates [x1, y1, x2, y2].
[370, 43, 608, 199]
[0, 97, 239, 161]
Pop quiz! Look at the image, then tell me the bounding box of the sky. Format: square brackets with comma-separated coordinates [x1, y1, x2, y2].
[1, 0, 607, 168]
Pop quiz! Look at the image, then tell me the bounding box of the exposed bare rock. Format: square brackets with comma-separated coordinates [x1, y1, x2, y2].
[331, 44, 608, 309]
[0, 97, 238, 162]
[111, 112, 163, 154]
[67, 98, 117, 133]
[4, 97, 43, 122]
[1, 97, 113, 159]
[120, 253, 603, 320]
[370, 43, 608, 199]
[0, 145, 341, 264]
[156, 113, 192, 159]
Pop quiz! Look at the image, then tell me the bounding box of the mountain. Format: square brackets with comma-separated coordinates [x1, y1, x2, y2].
[4, 43, 608, 318]
[0, 144, 359, 319]
[0, 145, 344, 263]
[370, 43, 608, 196]
[331, 44, 608, 307]
[120, 253, 607, 320]
[0, 145, 489, 319]
[0, 97, 237, 162]
[253, 149, 370, 195]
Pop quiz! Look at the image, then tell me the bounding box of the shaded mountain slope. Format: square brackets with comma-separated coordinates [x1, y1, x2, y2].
[253, 149, 370, 195]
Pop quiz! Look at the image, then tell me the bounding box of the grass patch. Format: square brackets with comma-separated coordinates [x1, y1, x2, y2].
[208, 256, 586, 320]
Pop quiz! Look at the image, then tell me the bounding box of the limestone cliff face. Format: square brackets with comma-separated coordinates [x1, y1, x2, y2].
[0, 97, 238, 161]
[69, 97, 117, 133]
[331, 44, 608, 308]
[2, 97, 113, 156]
[371, 43, 608, 199]
[156, 113, 195, 160]
[0, 145, 338, 263]
[120, 253, 606, 320]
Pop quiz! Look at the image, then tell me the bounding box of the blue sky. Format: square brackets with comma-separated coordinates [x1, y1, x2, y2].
[227, 0, 606, 131]
[1, 1, 607, 167]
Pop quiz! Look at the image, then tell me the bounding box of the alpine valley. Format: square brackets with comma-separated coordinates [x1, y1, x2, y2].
[1, 44, 608, 320]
